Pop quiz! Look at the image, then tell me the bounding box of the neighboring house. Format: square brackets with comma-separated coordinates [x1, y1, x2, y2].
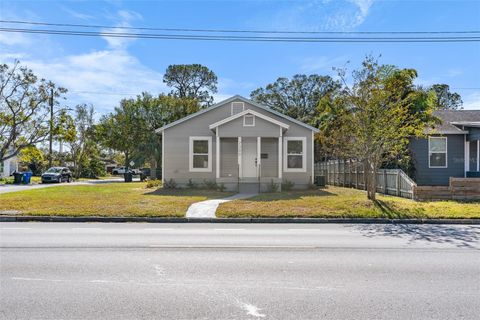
[156, 95, 319, 192]
[0, 155, 19, 178]
[409, 110, 480, 186]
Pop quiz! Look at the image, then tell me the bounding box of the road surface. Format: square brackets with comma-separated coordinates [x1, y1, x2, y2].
[1, 223, 479, 319]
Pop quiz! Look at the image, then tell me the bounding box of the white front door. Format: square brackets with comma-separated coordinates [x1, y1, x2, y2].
[242, 138, 257, 178]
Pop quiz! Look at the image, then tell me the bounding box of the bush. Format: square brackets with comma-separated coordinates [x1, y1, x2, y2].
[266, 179, 279, 192]
[164, 178, 177, 189]
[282, 179, 295, 191]
[203, 179, 218, 190]
[146, 179, 162, 189]
[187, 179, 198, 189]
[217, 183, 226, 192]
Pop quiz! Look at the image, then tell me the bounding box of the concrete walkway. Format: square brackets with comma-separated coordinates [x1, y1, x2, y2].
[0, 178, 126, 195]
[186, 193, 257, 218]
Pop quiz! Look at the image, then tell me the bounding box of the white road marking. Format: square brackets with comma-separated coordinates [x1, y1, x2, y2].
[148, 244, 315, 249]
[143, 228, 174, 231]
[214, 228, 245, 231]
[71, 228, 102, 230]
[241, 303, 266, 318]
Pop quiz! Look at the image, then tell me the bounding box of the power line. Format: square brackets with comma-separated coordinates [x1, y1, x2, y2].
[1, 19, 479, 35]
[1, 27, 479, 42]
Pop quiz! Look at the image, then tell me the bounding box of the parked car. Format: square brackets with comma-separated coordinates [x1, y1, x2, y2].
[112, 166, 141, 175]
[41, 167, 73, 183]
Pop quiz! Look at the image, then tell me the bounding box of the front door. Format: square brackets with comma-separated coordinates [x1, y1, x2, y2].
[242, 138, 257, 178]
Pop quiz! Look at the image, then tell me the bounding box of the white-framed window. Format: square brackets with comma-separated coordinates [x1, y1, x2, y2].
[189, 136, 212, 172]
[428, 136, 447, 168]
[231, 102, 244, 115]
[243, 114, 255, 127]
[283, 137, 307, 172]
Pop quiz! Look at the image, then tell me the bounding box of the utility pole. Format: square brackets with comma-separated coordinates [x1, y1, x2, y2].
[48, 88, 53, 167]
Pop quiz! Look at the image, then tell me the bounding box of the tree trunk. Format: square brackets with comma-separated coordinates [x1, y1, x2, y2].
[366, 159, 377, 201]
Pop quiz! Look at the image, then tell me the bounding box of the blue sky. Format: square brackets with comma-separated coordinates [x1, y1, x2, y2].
[1, 0, 479, 114]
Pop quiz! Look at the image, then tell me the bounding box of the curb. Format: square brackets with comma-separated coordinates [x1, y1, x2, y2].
[1, 215, 479, 224]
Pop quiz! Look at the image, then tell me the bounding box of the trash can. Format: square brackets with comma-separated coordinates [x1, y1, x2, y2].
[124, 172, 133, 182]
[22, 172, 33, 184]
[315, 175, 326, 187]
[13, 172, 24, 184]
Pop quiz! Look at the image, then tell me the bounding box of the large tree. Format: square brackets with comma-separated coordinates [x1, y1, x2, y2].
[430, 84, 463, 110]
[0, 61, 66, 162]
[68, 104, 96, 178]
[163, 64, 217, 106]
[250, 74, 341, 125]
[330, 57, 438, 200]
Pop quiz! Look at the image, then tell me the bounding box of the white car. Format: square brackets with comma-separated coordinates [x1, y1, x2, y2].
[112, 167, 141, 175]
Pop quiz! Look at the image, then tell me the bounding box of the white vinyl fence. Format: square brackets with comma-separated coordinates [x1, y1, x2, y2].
[315, 160, 416, 199]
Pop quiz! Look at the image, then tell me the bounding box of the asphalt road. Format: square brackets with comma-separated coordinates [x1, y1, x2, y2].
[1, 223, 479, 319]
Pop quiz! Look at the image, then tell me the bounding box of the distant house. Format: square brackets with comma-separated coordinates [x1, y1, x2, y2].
[0, 154, 19, 178]
[156, 95, 319, 192]
[409, 110, 480, 186]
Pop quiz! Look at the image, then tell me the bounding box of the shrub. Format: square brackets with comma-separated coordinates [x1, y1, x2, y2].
[187, 179, 198, 189]
[203, 179, 218, 190]
[282, 179, 295, 191]
[146, 179, 162, 189]
[217, 183, 226, 192]
[164, 178, 177, 189]
[266, 179, 279, 192]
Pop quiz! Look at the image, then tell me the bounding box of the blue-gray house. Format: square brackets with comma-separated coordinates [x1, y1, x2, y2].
[409, 110, 480, 186]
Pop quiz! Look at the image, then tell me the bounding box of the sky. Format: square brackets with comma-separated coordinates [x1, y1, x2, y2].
[1, 0, 479, 115]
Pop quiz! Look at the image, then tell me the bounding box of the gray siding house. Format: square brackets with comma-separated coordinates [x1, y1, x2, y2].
[156, 95, 319, 191]
[409, 110, 480, 186]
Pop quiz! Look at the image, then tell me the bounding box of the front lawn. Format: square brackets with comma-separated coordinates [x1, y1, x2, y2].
[0, 182, 231, 217]
[217, 186, 480, 219]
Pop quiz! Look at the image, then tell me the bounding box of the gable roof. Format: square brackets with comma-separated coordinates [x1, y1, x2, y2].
[155, 95, 319, 133]
[429, 110, 480, 134]
[209, 109, 290, 130]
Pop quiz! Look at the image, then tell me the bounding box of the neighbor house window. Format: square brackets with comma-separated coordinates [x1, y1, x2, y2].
[284, 137, 306, 172]
[231, 102, 244, 115]
[243, 114, 255, 126]
[429, 136, 447, 168]
[189, 136, 212, 172]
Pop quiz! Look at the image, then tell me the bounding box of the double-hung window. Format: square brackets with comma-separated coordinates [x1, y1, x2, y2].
[428, 136, 447, 168]
[284, 137, 306, 172]
[189, 136, 212, 172]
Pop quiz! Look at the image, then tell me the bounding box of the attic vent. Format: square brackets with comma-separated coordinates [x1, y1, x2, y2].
[231, 102, 244, 115]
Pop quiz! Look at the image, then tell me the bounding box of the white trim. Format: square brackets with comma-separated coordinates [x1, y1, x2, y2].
[278, 129, 282, 179]
[283, 137, 307, 173]
[428, 136, 448, 169]
[209, 109, 289, 130]
[477, 140, 479, 172]
[464, 135, 469, 176]
[243, 114, 255, 127]
[216, 130, 220, 179]
[231, 102, 245, 115]
[189, 136, 212, 172]
[156, 95, 319, 133]
[162, 131, 165, 182]
[238, 137, 242, 178]
[311, 131, 314, 184]
[257, 137, 261, 178]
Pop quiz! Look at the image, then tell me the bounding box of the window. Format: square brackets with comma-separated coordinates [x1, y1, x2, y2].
[231, 102, 244, 115]
[284, 137, 306, 172]
[189, 136, 212, 172]
[243, 114, 255, 126]
[429, 136, 447, 168]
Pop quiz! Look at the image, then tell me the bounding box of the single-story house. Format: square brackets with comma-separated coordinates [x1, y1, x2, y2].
[0, 155, 19, 178]
[409, 110, 480, 186]
[156, 95, 319, 192]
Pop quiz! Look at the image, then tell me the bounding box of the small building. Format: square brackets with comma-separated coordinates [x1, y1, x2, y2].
[0, 155, 19, 178]
[156, 95, 319, 192]
[409, 110, 480, 186]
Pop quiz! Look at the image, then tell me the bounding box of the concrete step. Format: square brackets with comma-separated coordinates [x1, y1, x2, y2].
[239, 183, 260, 194]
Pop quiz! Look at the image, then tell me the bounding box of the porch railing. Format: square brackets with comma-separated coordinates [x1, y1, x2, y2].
[315, 160, 416, 199]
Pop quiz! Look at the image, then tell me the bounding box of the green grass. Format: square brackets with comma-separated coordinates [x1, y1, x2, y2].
[0, 182, 231, 217]
[217, 186, 480, 219]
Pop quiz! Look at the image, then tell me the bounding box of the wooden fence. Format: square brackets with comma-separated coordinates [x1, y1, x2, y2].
[315, 160, 417, 199]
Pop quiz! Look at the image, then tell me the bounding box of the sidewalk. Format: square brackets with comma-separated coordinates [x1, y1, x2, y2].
[186, 193, 258, 218]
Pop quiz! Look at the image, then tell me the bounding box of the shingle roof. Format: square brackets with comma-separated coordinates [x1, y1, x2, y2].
[429, 110, 480, 134]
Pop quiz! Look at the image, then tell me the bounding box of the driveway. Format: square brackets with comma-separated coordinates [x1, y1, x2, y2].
[0, 178, 127, 195]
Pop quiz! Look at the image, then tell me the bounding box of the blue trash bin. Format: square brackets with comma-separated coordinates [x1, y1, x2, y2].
[22, 172, 33, 184]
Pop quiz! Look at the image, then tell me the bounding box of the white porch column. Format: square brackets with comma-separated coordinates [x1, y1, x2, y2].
[257, 137, 261, 178]
[238, 137, 242, 178]
[477, 140, 479, 171]
[216, 129, 220, 179]
[278, 128, 283, 179]
[465, 134, 470, 177]
[161, 131, 165, 183]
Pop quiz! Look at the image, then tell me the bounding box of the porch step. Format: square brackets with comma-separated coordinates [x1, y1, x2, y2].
[239, 183, 260, 194]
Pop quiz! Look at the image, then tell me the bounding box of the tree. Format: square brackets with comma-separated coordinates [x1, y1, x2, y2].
[331, 56, 437, 200]
[250, 74, 341, 125]
[19, 145, 46, 175]
[0, 61, 67, 162]
[163, 64, 218, 106]
[431, 84, 463, 110]
[68, 104, 96, 178]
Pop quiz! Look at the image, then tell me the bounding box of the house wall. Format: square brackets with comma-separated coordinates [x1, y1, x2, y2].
[162, 98, 314, 188]
[220, 138, 238, 178]
[1, 157, 18, 178]
[409, 135, 465, 186]
[469, 141, 478, 171]
[217, 116, 281, 137]
[467, 128, 480, 141]
[260, 138, 279, 178]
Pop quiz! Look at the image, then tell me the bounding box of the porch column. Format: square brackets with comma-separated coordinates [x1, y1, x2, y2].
[477, 140, 479, 171]
[257, 137, 261, 178]
[238, 137, 242, 179]
[278, 129, 282, 179]
[216, 129, 220, 179]
[465, 134, 470, 177]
